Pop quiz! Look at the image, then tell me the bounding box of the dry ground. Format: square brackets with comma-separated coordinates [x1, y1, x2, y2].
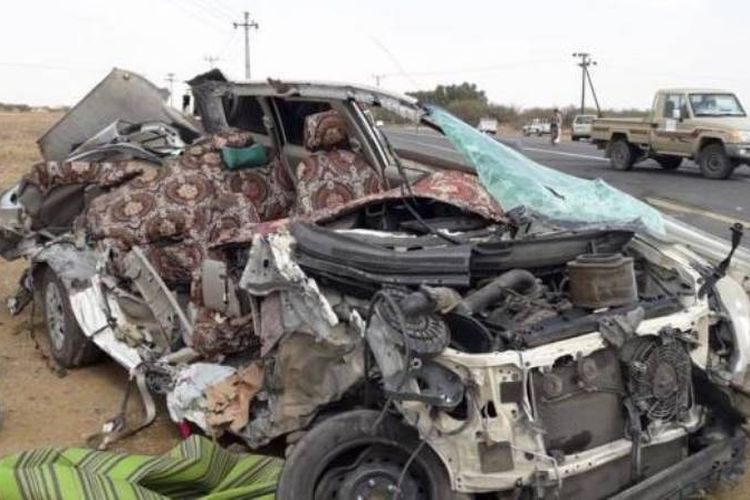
[0, 112, 746, 497]
[0, 112, 178, 456]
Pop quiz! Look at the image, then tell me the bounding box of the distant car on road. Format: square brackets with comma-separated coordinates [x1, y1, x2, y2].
[477, 117, 498, 135]
[591, 88, 750, 179]
[522, 118, 551, 137]
[571, 114, 596, 141]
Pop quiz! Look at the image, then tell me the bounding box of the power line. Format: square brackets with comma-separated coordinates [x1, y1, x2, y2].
[195, 0, 236, 20]
[379, 58, 561, 79]
[0, 61, 107, 73]
[162, 0, 227, 35]
[184, 0, 234, 25]
[371, 38, 420, 89]
[604, 63, 750, 84]
[217, 30, 238, 60]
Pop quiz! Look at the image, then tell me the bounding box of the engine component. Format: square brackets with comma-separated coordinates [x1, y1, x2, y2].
[463, 269, 538, 315]
[445, 312, 494, 353]
[471, 229, 633, 276]
[532, 348, 626, 455]
[519, 297, 681, 348]
[377, 289, 450, 356]
[620, 331, 692, 422]
[567, 253, 638, 309]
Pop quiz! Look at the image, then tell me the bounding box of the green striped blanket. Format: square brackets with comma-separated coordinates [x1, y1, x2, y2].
[0, 435, 281, 499]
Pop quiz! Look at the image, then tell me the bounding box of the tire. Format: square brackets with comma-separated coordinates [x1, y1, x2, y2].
[572, 135, 579, 142]
[609, 138, 636, 171]
[277, 410, 453, 500]
[40, 268, 101, 368]
[656, 155, 683, 170]
[699, 143, 734, 179]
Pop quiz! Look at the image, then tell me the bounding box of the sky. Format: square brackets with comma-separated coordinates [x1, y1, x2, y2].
[1, 0, 748, 110]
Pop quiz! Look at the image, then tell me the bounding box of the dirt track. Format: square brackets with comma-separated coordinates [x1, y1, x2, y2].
[0, 112, 747, 497]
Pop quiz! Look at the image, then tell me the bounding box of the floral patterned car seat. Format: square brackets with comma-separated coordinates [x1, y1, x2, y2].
[294, 110, 384, 215]
[85, 129, 295, 286]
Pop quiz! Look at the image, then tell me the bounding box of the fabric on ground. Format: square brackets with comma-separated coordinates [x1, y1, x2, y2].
[0, 435, 280, 499]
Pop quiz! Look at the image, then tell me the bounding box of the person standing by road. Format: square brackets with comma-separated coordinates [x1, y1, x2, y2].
[551, 108, 563, 145]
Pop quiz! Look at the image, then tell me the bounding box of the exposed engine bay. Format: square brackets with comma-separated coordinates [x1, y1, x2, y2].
[202, 196, 745, 498]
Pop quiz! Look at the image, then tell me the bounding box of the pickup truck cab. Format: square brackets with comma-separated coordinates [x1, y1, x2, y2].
[591, 88, 750, 179]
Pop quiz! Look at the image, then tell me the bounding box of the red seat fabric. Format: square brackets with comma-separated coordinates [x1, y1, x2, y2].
[85, 129, 294, 285]
[294, 110, 383, 215]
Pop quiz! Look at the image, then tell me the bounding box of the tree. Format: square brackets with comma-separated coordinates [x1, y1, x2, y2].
[408, 82, 488, 107]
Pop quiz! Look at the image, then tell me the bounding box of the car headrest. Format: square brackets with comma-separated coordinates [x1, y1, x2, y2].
[303, 110, 349, 151]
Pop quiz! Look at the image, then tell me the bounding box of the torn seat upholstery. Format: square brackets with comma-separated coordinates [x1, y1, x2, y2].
[18, 160, 145, 233]
[294, 110, 384, 214]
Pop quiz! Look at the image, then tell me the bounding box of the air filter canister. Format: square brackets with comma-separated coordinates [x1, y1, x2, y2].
[567, 253, 637, 309]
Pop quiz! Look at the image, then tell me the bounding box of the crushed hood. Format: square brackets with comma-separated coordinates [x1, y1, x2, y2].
[38, 68, 201, 161]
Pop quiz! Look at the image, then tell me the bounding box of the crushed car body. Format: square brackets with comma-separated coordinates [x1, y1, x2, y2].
[1, 68, 750, 499]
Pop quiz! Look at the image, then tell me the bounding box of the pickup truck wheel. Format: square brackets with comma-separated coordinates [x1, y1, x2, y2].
[656, 155, 683, 170]
[40, 268, 101, 368]
[278, 409, 452, 500]
[699, 144, 734, 179]
[610, 139, 635, 171]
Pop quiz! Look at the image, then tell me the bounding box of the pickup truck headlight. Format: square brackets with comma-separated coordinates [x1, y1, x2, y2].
[728, 130, 750, 143]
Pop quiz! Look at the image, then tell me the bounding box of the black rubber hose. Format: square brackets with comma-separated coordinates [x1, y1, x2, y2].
[463, 269, 538, 314]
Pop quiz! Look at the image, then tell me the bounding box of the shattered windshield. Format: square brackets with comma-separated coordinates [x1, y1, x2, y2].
[425, 106, 665, 235]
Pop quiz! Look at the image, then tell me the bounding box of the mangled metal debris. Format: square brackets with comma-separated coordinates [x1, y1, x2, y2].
[1, 68, 750, 499]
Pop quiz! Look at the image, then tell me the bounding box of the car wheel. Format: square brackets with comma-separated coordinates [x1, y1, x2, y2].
[40, 268, 101, 368]
[277, 410, 453, 500]
[699, 143, 734, 179]
[610, 138, 636, 171]
[572, 135, 579, 141]
[656, 155, 683, 170]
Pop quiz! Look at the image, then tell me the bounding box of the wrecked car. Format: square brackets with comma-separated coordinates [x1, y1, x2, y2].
[1, 68, 750, 500]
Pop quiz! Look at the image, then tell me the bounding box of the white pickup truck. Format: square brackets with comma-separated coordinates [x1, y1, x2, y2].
[591, 88, 750, 179]
[477, 117, 498, 135]
[522, 118, 551, 136]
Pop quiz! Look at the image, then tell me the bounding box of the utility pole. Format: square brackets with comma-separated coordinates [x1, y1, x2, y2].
[204, 55, 220, 69]
[234, 11, 259, 80]
[585, 68, 602, 117]
[572, 52, 598, 115]
[372, 74, 385, 87]
[165, 73, 176, 107]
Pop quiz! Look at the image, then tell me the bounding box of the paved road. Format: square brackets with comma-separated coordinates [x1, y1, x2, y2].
[386, 128, 750, 248]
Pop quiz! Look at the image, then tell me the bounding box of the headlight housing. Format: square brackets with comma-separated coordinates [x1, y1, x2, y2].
[728, 130, 750, 143]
